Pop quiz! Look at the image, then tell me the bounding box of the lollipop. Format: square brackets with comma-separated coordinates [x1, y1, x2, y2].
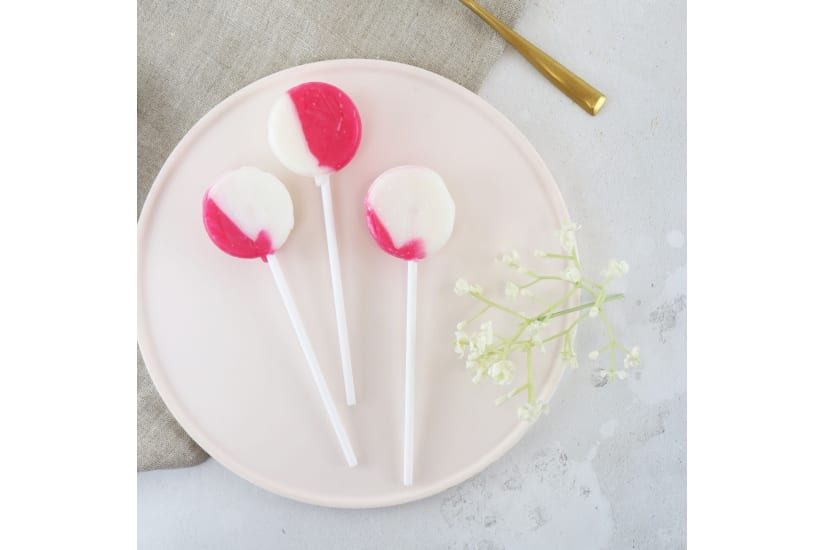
[203, 166, 357, 467]
[268, 81, 361, 406]
[364, 165, 456, 486]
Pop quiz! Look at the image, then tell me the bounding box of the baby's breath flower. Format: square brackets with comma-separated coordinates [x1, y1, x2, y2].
[601, 259, 630, 278]
[471, 363, 487, 384]
[600, 368, 628, 381]
[599, 368, 627, 382]
[504, 281, 519, 300]
[497, 249, 521, 268]
[466, 321, 494, 361]
[531, 332, 546, 352]
[525, 321, 542, 334]
[454, 330, 469, 357]
[624, 346, 641, 369]
[454, 222, 636, 426]
[480, 321, 493, 341]
[559, 221, 581, 252]
[562, 264, 581, 283]
[456, 278, 483, 296]
[522, 321, 546, 352]
[561, 348, 578, 369]
[488, 360, 515, 385]
[517, 400, 549, 423]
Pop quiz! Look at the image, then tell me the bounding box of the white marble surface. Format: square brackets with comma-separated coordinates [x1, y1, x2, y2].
[138, 1, 686, 548]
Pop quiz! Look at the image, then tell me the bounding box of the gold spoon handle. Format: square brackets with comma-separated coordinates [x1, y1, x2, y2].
[459, 0, 606, 116]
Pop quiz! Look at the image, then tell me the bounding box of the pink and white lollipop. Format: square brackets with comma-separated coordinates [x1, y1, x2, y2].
[203, 166, 357, 467]
[364, 165, 456, 486]
[268, 82, 362, 406]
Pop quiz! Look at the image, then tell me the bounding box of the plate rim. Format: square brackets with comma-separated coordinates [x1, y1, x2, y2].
[137, 58, 575, 508]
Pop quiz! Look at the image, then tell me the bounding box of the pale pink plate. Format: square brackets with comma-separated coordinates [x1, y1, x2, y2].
[138, 59, 575, 508]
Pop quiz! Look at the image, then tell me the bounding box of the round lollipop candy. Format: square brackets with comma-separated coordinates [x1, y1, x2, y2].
[203, 166, 357, 467]
[364, 165, 456, 486]
[268, 81, 361, 406]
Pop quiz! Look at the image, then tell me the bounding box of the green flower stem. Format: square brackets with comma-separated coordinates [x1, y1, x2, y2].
[599, 310, 617, 340]
[523, 271, 567, 282]
[582, 277, 602, 289]
[527, 295, 553, 308]
[569, 248, 581, 271]
[518, 278, 544, 290]
[510, 383, 529, 398]
[578, 280, 601, 298]
[545, 287, 580, 314]
[538, 253, 576, 260]
[549, 293, 624, 319]
[472, 294, 531, 321]
[539, 315, 584, 344]
[463, 305, 492, 327]
[526, 348, 534, 402]
[503, 319, 531, 357]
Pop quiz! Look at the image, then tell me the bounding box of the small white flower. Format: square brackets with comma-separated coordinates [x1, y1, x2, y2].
[522, 321, 546, 352]
[562, 264, 581, 283]
[600, 368, 628, 382]
[624, 346, 641, 369]
[588, 350, 600, 360]
[559, 221, 581, 252]
[561, 349, 578, 369]
[480, 321, 493, 341]
[471, 363, 487, 384]
[589, 306, 600, 318]
[520, 287, 533, 297]
[504, 281, 519, 300]
[497, 249, 521, 266]
[488, 360, 515, 385]
[533, 249, 544, 257]
[517, 400, 549, 423]
[454, 278, 470, 295]
[454, 330, 469, 357]
[467, 354, 492, 383]
[470, 283, 483, 294]
[601, 259, 630, 278]
[466, 321, 494, 361]
[456, 320, 467, 330]
[531, 332, 546, 352]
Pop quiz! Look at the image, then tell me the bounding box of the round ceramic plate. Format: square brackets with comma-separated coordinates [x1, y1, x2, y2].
[138, 59, 575, 508]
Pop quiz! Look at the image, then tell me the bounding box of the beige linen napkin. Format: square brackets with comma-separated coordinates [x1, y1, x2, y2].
[138, 0, 525, 471]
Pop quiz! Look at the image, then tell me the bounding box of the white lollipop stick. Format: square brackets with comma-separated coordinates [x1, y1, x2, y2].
[266, 254, 358, 467]
[403, 261, 418, 486]
[316, 174, 357, 406]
